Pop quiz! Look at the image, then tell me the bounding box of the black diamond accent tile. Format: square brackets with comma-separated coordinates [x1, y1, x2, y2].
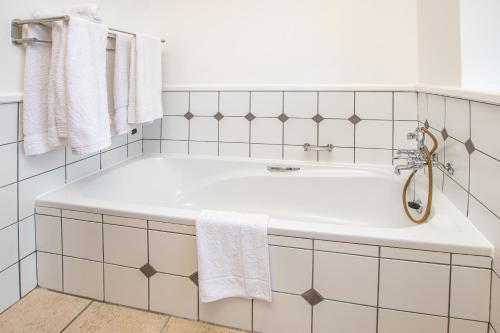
[189, 272, 199, 286]
[441, 128, 449, 141]
[140, 263, 157, 278]
[348, 114, 361, 125]
[312, 114, 324, 123]
[424, 120, 430, 129]
[301, 288, 324, 306]
[245, 112, 256, 121]
[214, 112, 224, 121]
[184, 111, 193, 120]
[465, 139, 476, 155]
[278, 113, 289, 123]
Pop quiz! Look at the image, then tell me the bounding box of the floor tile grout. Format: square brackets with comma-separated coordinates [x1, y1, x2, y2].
[58, 300, 94, 333]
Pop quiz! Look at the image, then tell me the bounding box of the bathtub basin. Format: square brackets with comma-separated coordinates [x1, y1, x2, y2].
[36, 154, 492, 255]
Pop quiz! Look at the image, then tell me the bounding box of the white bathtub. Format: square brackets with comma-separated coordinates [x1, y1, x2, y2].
[36, 154, 491, 255]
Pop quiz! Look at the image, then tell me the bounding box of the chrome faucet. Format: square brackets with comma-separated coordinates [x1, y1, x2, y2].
[394, 128, 455, 175]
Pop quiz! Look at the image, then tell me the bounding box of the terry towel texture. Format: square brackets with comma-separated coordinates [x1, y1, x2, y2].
[196, 210, 272, 303]
[128, 33, 163, 124]
[111, 33, 133, 135]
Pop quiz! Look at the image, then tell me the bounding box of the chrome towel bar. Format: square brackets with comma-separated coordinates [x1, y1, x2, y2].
[303, 143, 333, 152]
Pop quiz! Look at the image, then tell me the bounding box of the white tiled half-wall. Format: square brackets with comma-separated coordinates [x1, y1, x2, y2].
[0, 101, 143, 313]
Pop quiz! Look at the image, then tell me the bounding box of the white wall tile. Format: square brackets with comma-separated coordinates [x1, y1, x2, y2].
[444, 138, 469, 189]
[62, 218, 103, 261]
[0, 224, 18, 271]
[128, 140, 142, 158]
[319, 147, 354, 163]
[142, 118, 162, 140]
[380, 247, 450, 264]
[37, 252, 62, 291]
[20, 252, 37, 297]
[161, 140, 188, 154]
[284, 119, 317, 145]
[250, 144, 282, 160]
[66, 155, 100, 183]
[417, 93, 428, 122]
[35, 206, 61, 217]
[253, 292, 311, 333]
[355, 148, 392, 165]
[219, 142, 249, 158]
[66, 149, 98, 164]
[102, 134, 127, 152]
[143, 140, 160, 153]
[163, 91, 189, 115]
[451, 254, 491, 268]
[314, 299, 377, 333]
[442, 176, 468, 216]
[150, 272, 198, 320]
[148, 221, 196, 235]
[62, 210, 102, 222]
[450, 266, 490, 321]
[251, 92, 283, 117]
[356, 92, 392, 120]
[314, 251, 379, 306]
[189, 141, 218, 156]
[0, 143, 17, 187]
[283, 145, 316, 162]
[18, 145, 65, 180]
[491, 272, 500, 333]
[470, 151, 500, 218]
[378, 309, 448, 333]
[445, 98, 470, 142]
[101, 146, 127, 169]
[426, 127, 445, 163]
[251, 118, 282, 144]
[0, 263, 20, 313]
[269, 246, 312, 294]
[379, 259, 450, 316]
[268, 235, 312, 249]
[356, 120, 392, 149]
[19, 168, 65, 220]
[36, 214, 61, 254]
[394, 121, 418, 150]
[427, 94, 446, 130]
[219, 117, 249, 142]
[315, 240, 378, 257]
[19, 215, 35, 258]
[219, 92, 250, 116]
[103, 215, 147, 229]
[394, 92, 417, 120]
[190, 117, 218, 141]
[319, 119, 354, 147]
[104, 264, 148, 310]
[449, 318, 488, 333]
[199, 297, 252, 331]
[162, 116, 189, 140]
[471, 101, 500, 160]
[0, 184, 17, 229]
[0, 103, 18, 145]
[128, 126, 142, 143]
[103, 224, 147, 268]
[63, 256, 103, 300]
[284, 92, 317, 118]
[190, 92, 218, 116]
[149, 231, 197, 276]
[318, 92, 354, 118]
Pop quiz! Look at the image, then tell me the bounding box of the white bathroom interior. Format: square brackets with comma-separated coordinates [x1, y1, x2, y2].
[0, 0, 500, 332]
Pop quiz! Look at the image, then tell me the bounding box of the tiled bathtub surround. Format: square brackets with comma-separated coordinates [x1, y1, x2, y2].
[0, 101, 143, 313]
[144, 91, 419, 164]
[35, 207, 491, 333]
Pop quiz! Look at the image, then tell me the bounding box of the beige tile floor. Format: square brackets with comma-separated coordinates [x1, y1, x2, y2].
[0, 288, 244, 333]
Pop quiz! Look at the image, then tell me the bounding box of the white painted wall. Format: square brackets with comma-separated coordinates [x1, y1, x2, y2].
[0, 0, 419, 95]
[145, 0, 418, 88]
[417, 0, 461, 87]
[460, 0, 500, 92]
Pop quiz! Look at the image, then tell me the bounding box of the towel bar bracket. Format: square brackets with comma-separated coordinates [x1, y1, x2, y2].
[303, 143, 334, 152]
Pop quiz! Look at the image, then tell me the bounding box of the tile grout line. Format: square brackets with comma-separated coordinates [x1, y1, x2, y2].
[59, 300, 94, 333]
